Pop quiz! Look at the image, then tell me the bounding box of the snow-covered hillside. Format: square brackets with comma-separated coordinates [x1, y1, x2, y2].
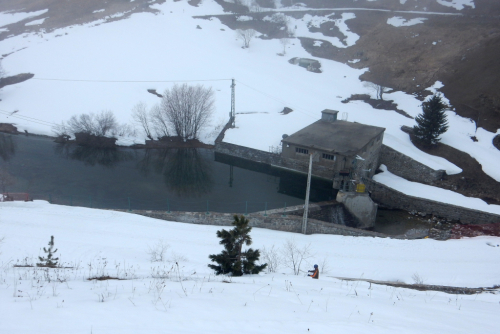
[1, 0, 499, 209]
[0, 200, 498, 333]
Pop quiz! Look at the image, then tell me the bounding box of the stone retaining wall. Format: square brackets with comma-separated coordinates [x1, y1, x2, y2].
[128, 210, 389, 237]
[379, 144, 445, 183]
[365, 178, 500, 224]
[215, 141, 334, 179]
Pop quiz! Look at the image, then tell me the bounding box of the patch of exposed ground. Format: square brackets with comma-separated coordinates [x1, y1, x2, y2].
[303, 5, 500, 132]
[341, 94, 412, 118]
[0, 0, 166, 43]
[406, 131, 500, 205]
[332, 276, 500, 295]
[450, 224, 500, 239]
[494, 134, 500, 151]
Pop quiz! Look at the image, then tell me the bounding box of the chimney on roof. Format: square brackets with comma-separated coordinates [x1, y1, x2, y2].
[321, 109, 339, 122]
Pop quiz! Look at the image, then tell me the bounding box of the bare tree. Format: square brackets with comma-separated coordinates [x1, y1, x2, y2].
[132, 102, 153, 140]
[281, 239, 314, 275]
[364, 81, 390, 100]
[261, 244, 282, 273]
[249, 1, 263, 12]
[280, 38, 291, 55]
[159, 84, 214, 141]
[149, 104, 171, 139]
[270, 13, 293, 36]
[67, 110, 118, 136]
[236, 29, 257, 48]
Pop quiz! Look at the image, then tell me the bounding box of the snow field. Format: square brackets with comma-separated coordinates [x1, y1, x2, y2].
[0, 200, 499, 333]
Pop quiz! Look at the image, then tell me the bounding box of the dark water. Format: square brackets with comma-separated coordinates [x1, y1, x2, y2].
[0, 134, 336, 212]
[374, 208, 434, 236]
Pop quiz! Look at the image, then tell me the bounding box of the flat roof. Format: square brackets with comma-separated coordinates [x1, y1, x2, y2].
[282, 120, 385, 156]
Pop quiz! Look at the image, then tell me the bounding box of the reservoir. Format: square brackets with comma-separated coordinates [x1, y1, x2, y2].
[0, 133, 334, 213]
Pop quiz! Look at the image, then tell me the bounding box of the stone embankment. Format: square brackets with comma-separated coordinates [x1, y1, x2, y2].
[379, 144, 446, 183]
[364, 178, 500, 225]
[127, 209, 390, 238]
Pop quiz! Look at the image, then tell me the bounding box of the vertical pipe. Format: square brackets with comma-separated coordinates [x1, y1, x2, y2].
[302, 153, 313, 234]
[282, 202, 287, 217]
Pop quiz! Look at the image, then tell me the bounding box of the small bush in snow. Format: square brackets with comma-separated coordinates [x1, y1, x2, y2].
[261, 244, 281, 273]
[147, 240, 170, 262]
[281, 239, 314, 275]
[412, 272, 424, 285]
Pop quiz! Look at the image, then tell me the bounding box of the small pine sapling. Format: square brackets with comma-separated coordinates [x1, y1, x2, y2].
[37, 235, 59, 267]
[208, 215, 267, 276]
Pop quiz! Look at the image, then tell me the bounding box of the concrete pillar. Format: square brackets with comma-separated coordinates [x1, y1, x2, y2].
[336, 191, 378, 229]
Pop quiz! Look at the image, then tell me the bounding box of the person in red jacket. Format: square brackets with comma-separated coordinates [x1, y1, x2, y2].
[308, 264, 319, 279]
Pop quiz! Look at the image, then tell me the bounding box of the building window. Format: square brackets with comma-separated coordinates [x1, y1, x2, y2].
[322, 153, 335, 161]
[295, 147, 309, 154]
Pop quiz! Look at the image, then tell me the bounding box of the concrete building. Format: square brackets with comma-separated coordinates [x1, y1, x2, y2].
[281, 109, 385, 191]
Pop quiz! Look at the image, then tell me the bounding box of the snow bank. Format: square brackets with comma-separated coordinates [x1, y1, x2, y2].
[374, 165, 500, 215]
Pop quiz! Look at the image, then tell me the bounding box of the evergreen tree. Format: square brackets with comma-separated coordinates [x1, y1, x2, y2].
[413, 94, 449, 146]
[37, 235, 59, 267]
[208, 215, 267, 276]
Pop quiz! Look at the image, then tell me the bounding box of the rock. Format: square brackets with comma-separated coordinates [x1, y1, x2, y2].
[0, 123, 18, 134]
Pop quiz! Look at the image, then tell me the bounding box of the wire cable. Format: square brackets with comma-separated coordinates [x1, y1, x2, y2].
[0, 109, 57, 127]
[32, 78, 233, 83]
[235, 79, 317, 120]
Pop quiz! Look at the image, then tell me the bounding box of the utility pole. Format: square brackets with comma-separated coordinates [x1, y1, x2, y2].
[230, 79, 236, 127]
[302, 152, 314, 234]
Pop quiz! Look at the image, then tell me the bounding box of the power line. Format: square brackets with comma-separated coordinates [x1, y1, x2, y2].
[32, 78, 233, 83]
[236, 79, 317, 119]
[0, 109, 57, 127]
